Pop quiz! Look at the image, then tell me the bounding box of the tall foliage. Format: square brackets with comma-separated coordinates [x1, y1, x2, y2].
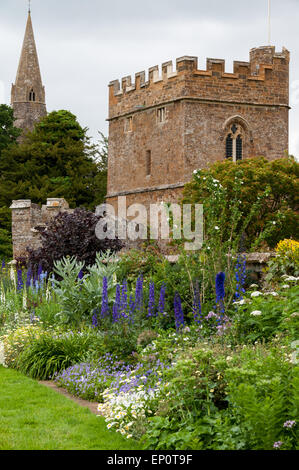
[183, 156, 299, 249]
[0, 110, 105, 210]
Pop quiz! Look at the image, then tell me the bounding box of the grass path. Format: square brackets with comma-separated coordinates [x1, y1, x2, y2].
[0, 366, 139, 450]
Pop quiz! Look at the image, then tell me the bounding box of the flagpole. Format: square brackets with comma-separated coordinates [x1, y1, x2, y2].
[268, 0, 271, 45]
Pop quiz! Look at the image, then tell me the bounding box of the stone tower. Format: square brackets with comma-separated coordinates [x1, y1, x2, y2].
[11, 10, 47, 134]
[107, 46, 290, 212]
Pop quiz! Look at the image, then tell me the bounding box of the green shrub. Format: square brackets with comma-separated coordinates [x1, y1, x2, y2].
[16, 329, 104, 380]
[52, 251, 118, 325]
[183, 156, 299, 249]
[232, 284, 299, 343]
[100, 323, 139, 362]
[142, 340, 299, 450]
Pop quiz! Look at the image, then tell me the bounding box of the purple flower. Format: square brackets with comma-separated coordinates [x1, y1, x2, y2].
[92, 308, 98, 328]
[174, 292, 184, 331]
[215, 272, 225, 314]
[26, 267, 32, 288]
[129, 295, 135, 323]
[158, 283, 166, 315]
[193, 284, 202, 325]
[206, 311, 218, 320]
[101, 277, 109, 318]
[1, 260, 5, 270]
[147, 281, 155, 317]
[135, 275, 144, 310]
[120, 279, 128, 318]
[283, 420, 296, 429]
[273, 441, 283, 449]
[17, 269, 23, 291]
[113, 284, 121, 323]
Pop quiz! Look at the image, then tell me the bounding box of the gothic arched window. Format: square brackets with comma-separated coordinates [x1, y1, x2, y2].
[225, 123, 243, 161]
[236, 135, 243, 161]
[29, 89, 36, 102]
[225, 134, 233, 159]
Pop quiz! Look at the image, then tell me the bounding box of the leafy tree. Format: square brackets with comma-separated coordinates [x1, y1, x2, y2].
[0, 104, 21, 154]
[0, 105, 21, 260]
[183, 156, 299, 249]
[0, 110, 106, 210]
[93, 132, 108, 206]
[24, 208, 123, 274]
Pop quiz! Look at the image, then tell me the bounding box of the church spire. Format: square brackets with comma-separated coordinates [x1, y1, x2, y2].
[11, 9, 47, 134]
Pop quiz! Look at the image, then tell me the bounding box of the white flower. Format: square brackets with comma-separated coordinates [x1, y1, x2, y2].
[284, 276, 299, 282]
[234, 299, 246, 305]
[251, 291, 262, 297]
[251, 310, 262, 316]
[272, 221, 277, 225]
[249, 284, 259, 289]
[0, 341, 5, 366]
[282, 285, 290, 289]
[214, 226, 220, 231]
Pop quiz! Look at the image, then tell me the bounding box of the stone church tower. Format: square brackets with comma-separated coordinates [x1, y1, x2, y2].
[107, 46, 290, 212]
[11, 10, 47, 134]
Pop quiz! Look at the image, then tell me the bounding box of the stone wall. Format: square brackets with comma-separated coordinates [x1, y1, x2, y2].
[10, 198, 71, 259]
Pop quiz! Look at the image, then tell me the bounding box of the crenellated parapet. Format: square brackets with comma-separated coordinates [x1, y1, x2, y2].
[108, 46, 290, 119]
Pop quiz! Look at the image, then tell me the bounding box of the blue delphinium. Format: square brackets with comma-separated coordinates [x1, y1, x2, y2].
[113, 284, 121, 323]
[129, 295, 135, 324]
[17, 269, 24, 291]
[26, 267, 32, 289]
[147, 281, 155, 317]
[120, 279, 128, 318]
[39, 272, 48, 290]
[215, 272, 225, 315]
[234, 254, 246, 301]
[92, 308, 99, 328]
[193, 283, 202, 325]
[1, 260, 5, 270]
[158, 283, 166, 315]
[174, 292, 184, 331]
[101, 276, 109, 318]
[135, 275, 144, 311]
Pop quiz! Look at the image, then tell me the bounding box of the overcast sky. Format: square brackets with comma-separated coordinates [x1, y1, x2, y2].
[0, 0, 298, 155]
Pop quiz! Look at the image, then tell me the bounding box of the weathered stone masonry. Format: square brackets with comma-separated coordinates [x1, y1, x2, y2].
[10, 199, 72, 259]
[107, 46, 290, 213]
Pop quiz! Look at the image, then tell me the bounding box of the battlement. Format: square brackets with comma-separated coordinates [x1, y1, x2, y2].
[108, 46, 290, 119]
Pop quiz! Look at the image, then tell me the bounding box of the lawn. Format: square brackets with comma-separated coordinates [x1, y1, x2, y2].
[0, 366, 139, 450]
